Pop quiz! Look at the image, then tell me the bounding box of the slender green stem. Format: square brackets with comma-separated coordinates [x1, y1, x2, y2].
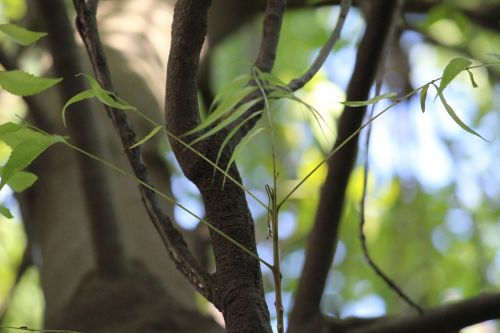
[254, 67, 284, 333]
[127, 107, 268, 209]
[63, 141, 272, 269]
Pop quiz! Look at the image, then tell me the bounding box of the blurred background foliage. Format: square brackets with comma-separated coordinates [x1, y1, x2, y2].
[0, 0, 499, 332]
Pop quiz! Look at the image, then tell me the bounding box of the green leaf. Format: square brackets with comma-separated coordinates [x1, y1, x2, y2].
[341, 92, 397, 107]
[466, 69, 478, 88]
[438, 57, 472, 93]
[420, 84, 429, 113]
[7, 171, 38, 192]
[436, 90, 486, 141]
[0, 70, 62, 96]
[186, 86, 258, 136]
[80, 74, 136, 110]
[215, 111, 263, 169]
[210, 74, 253, 111]
[0, 123, 64, 190]
[190, 98, 262, 145]
[61, 89, 96, 127]
[0, 205, 13, 219]
[223, 127, 267, 187]
[0, 23, 47, 45]
[129, 125, 163, 149]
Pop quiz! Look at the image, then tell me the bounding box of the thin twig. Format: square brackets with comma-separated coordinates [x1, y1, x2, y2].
[358, 0, 424, 315]
[288, 0, 351, 91]
[72, 0, 213, 300]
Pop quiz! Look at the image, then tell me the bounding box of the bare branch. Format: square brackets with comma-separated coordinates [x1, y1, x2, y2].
[287, 1, 400, 330]
[165, 1, 272, 330]
[288, 0, 351, 91]
[72, 0, 213, 300]
[254, 0, 287, 72]
[351, 293, 500, 333]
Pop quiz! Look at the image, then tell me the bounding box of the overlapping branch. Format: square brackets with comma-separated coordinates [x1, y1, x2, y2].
[288, 1, 399, 331]
[72, 0, 212, 300]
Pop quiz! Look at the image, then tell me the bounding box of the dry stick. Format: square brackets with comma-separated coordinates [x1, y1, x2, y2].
[71, 0, 213, 301]
[288, 0, 351, 91]
[358, 0, 424, 315]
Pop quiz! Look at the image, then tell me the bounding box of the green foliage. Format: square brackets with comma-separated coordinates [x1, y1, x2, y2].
[6, 171, 38, 192]
[435, 88, 487, 141]
[341, 92, 398, 107]
[0, 24, 46, 46]
[0, 205, 13, 219]
[61, 89, 95, 127]
[0, 123, 63, 192]
[62, 74, 138, 127]
[129, 125, 162, 149]
[0, 71, 62, 97]
[438, 57, 472, 93]
[420, 84, 429, 113]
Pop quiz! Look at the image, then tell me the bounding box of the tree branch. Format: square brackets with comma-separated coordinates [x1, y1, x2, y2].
[254, 0, 287, 72]
[165, 1, 274, 331]
[287, 1, 399, 331]
[351, 293, 500, 333]
[37, 0, 128, 277]
[72, 0, 212, 300]
[288, 0, 351, 91]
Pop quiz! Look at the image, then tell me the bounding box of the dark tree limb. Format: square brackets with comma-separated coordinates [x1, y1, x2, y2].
[37, 0, 127, 277]
[350, 293, 500, 333]
[287, 1, 399, 331]
[165, 0, 279, 331]
[71, 0, 213, 300]
[289, 0, 500, 33]
[288, 0, 351, 91]
[254, 0, 287, 72]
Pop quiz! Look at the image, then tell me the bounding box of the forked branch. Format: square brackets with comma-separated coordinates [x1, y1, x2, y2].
[72, 0, 212, 300]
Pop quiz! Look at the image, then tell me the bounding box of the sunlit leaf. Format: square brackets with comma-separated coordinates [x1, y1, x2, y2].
[436, 90, 486, 141]
[80, 74, 136, 110]
[129, 125, 163, 149]
[341, 92, 397, 107]
[187, 86, 258, 137]
[0, 70, 62, 96]
[190, 98, 262, 145]
[223, 127, 267, 187]
[7, 171, 38, 192]
[438, 57, 471, 93]
[0, 205, 13, 219]
[255, 70, 291, 92]
[420, 84, 429, 113]
[0, 123, 64, 190]
[466, 69, 478, 88]
[215, 111, 263, 169]
[210, 74, 253, 112]
[61, 89, 95, 127]
[0, 23, 46, 45]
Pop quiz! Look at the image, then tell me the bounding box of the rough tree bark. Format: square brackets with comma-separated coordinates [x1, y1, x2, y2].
[5, 1, 500, 332]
